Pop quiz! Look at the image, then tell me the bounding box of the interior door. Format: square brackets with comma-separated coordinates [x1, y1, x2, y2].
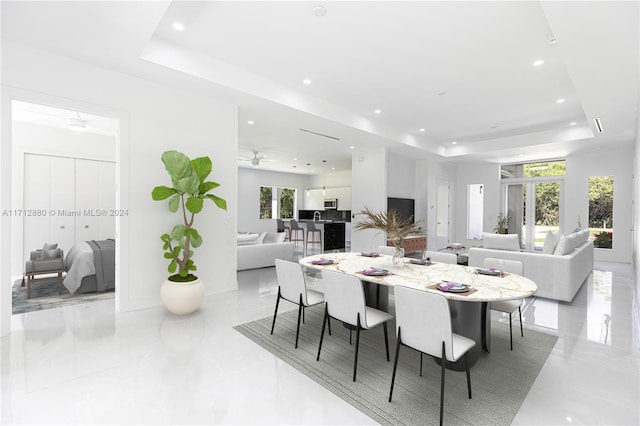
[436, 177, 450, 249]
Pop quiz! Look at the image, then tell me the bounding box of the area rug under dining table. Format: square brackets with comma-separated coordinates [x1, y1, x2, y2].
[234, 305, 557, 425]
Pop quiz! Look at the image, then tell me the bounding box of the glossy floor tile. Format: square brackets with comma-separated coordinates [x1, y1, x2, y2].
[1, 261, 638, 425]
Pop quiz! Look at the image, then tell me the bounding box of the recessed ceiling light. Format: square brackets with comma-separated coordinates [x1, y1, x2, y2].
[546, 34, 557, 45]
[532, 60, 544, 67]
[437, 91, 447, 96]
[451, 141, 457, 145]
[556, 98, 565, 104]
[419, 128, 426, 132]
[172, 22, 185, 31]
[293, 157, 298, 161]
[570, 122, 577, 126]
[331, 167, 335, 170]
[350, 146, 355, 149]
[303, 78, 312, 85]
[312, 5, 327, 17]
[374, 109, 381, 114]
[247, 120, 254, 125]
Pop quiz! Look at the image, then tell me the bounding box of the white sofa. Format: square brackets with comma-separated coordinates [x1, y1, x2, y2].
[468, 231, 594, 302]
[237, 232, 295, 271]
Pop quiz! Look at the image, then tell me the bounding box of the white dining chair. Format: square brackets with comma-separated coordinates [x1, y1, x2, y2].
[376, 245, 397, 256]
[484, 258, 525, 350]
[316, 269, 394, 382]
[271, 259, 325, 348]
[389, 285, 476, 426]
[422, 250, 458, 264]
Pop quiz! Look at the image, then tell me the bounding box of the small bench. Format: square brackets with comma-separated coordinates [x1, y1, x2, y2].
[23, 248, 65, 299]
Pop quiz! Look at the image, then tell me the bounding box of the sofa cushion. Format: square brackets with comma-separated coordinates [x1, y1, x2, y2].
[482, 232, 520, 251]
[42, 242, 58, 250]
[553, 235, 574, 255]
[237, 233, 261, 245]
[264, 232, 286, 244]
[543, 231, 560, 254]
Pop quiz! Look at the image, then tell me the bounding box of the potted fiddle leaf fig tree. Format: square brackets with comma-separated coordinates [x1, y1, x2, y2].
[151, 150, 227, 314]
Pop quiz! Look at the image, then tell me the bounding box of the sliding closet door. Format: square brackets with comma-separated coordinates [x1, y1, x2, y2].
[49, 156, 76, 251]
[75, 159, 99, 243]
[97, 160, 116, 240]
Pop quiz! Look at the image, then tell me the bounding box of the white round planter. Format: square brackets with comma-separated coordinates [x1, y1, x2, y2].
[160, 277, 205, 315]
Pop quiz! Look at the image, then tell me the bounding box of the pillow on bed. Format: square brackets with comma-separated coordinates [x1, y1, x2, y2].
[42, 248, 63, 259]
[42, 243, 58, 250]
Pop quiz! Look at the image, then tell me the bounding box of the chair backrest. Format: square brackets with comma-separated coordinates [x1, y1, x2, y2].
[276, 219, 284, 230]
[307, 221, 318, 231]
[275, 259, 310, 305]
[322, 269, 367, 327]
[394, 285, 459, 361]
[423, 250, 458, 264]
[289, 219, 302, 230]
[377, 245, 397, 256]
[483, 258, 523, 275]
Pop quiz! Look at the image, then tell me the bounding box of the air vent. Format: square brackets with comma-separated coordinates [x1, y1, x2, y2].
[299, 128, 340, 140]
[593, 118, 604, 133]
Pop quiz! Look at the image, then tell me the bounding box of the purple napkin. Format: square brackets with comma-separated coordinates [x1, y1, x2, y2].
[311, 258, 330, 265]
[439, 283, 455, 291]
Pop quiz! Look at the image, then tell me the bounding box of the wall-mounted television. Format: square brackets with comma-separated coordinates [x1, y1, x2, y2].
[387, 197, 415, 223]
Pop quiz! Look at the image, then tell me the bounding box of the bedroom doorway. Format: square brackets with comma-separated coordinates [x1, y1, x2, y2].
[11, 100, 119, 314]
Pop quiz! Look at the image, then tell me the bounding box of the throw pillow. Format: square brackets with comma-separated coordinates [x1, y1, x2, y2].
[553, 235, 574, 256]
[237, 233, 260, 245]
[264, 232, 286, 244]
[42, 248, 62, 259]
[482, 232, 520, 251]
[42, 243, 58, 250]
[542, 231, 560, 254]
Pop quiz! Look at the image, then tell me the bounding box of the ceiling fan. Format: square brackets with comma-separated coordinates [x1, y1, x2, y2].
[238, 150, 274, 167]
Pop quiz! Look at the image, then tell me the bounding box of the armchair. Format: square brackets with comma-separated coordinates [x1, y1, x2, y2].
[23, 243, 65, 298]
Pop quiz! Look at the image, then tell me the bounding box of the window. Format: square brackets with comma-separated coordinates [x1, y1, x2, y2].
[501, 160, 566, 179]
[467, 184, 484, 239]
[589, 176, 613, 249]
[259, 186, 296, 219]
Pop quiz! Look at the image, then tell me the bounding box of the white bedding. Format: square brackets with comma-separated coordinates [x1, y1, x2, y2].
[64, 242, 95, 294]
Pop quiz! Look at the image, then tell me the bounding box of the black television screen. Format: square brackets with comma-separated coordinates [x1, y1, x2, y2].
[387, 197, 415, 223]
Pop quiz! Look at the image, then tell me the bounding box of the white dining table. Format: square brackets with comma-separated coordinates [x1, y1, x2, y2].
[299, 252, 537, 369]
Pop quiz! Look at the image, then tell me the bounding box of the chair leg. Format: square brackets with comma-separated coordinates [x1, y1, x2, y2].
[302, 305, 306, 324]
[295, 295, 303, 349]
[509, 312, 513, 351]
[439, 342, 446, 426]
[464, 353, 472, 399]
[518, 306, 524, 337]
[316, 304, 329, 361]
[420, 352, 423, 377]
[388, 327, 402, 402]
[58, 272, 63, 295]
[270, 288, 281, 335]
[353, 314, 362, 382]
[349, 329, 352, 345]
[327, 317, 332, 336]
[383, 322, 390, 362]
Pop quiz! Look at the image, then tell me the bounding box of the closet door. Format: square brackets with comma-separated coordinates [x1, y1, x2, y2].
[49, 156, 76, 252]
[96, 161, 116, 239]
[75, 159, 99, 242]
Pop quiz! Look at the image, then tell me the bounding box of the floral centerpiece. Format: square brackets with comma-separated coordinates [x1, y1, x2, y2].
[354, 206, 423, 264]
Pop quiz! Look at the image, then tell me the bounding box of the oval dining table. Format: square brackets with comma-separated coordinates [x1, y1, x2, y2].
[299, 252, 537, 370]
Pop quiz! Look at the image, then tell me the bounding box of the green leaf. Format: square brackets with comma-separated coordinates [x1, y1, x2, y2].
[175, 173, 200, 195]
[190, 228, 203, 247]
[191, 157, 212, 183]
[163, 252, 173, 259]
[168, 260, 177, 273]
[171, 225, 186, 240]
[178, 269, 188, 277]
[199, 181, 220, 194]
[172, 246, 181, 257]
[168, 194, 181, 213]
[186, 196, 204, 214]
[206, 194, 227, 210]
[162, 151, 191, 180]
[152, 186, 177, 201]
[161, 234, 171, 242]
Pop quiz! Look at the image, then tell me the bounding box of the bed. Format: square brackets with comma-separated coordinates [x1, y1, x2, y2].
[64, 239, 116, 294]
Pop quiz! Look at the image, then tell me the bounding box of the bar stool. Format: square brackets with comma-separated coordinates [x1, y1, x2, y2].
[289, 219, 305, 251]
[277, 219, 291, 241]
[306, 221, 322, 254]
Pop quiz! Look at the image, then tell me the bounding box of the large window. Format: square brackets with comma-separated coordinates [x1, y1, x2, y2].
[259, 186, 296, 219]
[589, 176, 614, 249]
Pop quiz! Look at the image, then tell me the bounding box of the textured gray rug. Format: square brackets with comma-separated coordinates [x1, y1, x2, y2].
[234, 306, 558, 425]
[12, 278, 114, 315]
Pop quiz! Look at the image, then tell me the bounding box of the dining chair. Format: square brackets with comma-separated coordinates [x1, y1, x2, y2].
[289, 219, 305, 250]
[376, 245, 397, 256]
[484, 258, 524, 350]
[316, 269, 394, 382]
[389, 285, 476, 426]
[306, 221, 322, 254]
[271, 259, 325, 348]
[422, 250, 458, 264]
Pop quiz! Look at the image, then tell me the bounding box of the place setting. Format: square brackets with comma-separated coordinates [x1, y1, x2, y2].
[358, 267, 392, 277]
[428, 280, 477, 295]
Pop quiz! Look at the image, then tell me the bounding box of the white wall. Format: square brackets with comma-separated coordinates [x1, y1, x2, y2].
[308, 169, 351, 188]
[350, 148, 387, 251]
[238, 167, 309, 233]
[1, 41, 238, 336]
[387, 151, 416, 199]
[633, 113, 640, 347]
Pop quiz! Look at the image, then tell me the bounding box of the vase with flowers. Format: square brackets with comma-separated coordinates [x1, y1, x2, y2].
[354, 206, 423, 265]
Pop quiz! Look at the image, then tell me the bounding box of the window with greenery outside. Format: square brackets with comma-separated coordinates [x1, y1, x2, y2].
[259, 186, 296, 219]
[589, 176, 614, 249]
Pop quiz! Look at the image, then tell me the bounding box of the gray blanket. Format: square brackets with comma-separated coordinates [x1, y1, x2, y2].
[87, 239, 116, 292]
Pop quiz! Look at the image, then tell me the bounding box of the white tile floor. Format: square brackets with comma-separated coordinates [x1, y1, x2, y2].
[1, 258, 638, 425]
